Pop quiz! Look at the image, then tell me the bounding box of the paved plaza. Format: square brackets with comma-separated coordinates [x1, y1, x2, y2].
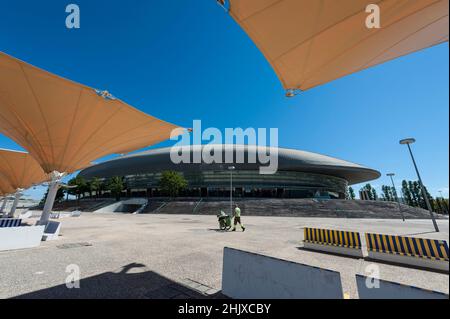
[0, 213, 448, 299]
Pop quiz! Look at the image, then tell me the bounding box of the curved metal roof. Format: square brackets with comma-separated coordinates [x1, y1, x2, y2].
[79, 145, 380, 184]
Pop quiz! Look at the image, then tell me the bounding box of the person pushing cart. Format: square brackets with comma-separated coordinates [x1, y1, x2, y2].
[232, 204, 245, 232]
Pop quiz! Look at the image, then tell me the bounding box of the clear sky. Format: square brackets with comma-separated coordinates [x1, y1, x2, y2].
[0, 0, 448, 200]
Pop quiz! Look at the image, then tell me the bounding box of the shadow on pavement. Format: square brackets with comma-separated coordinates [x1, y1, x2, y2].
[207, 228, 230, 232]
[13, 263, 225, 299]
[398, 231, 439, 237]
[296, 247, 364, 260]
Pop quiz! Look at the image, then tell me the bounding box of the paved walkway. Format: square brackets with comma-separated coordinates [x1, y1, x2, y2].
[0, 214, 448, 298]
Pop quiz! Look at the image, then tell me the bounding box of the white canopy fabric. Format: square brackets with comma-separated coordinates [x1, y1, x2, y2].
[227, 0, 449, 92]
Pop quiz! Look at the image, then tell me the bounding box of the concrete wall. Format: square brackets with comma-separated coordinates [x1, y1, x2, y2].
[143, 198, 446, 219]
[356, 275, 449, 299]
[1, 200, 39, 216]
[19, 210, 32, 219]
[367, 251, 449, 272]
[93, 201, 122, 213]
[0, 226, 45, 251]
[304, 242, 364, 258]
[94, 198, 147, 214]
[222, 247, 343, 299]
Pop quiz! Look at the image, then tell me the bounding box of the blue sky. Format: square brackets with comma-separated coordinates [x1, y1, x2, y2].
[0, 0, 448, 200]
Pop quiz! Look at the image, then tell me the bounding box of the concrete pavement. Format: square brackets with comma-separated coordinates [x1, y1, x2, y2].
[0, 213, 448, 299]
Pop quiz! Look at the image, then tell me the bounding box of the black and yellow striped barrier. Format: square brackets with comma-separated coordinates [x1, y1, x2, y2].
[365, 233, 449, 262]
[0, 218, 22, 228]
[304, 227, 362, 249]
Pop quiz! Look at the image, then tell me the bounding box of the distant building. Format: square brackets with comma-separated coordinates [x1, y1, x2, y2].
[79, 145, 380, 199]
[359, 190, 372, 201]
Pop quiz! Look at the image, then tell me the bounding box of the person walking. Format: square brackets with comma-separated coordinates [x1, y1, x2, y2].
[232, 204, 245, 232]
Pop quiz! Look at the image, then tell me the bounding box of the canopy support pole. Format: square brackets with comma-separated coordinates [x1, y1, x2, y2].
[285, 89, 302, 98]
[8, 190, 23, 218]
[216, 0, 229, 12]
[0, 197, 8, 216]
[37, 172, 65, 226]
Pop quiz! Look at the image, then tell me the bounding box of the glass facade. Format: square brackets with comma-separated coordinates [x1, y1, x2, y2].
[121, 170, 348, 199]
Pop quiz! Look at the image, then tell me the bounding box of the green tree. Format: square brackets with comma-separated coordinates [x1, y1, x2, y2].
[68, 176, 87, 200]
[360, 184, 377, 200]
[40, 187, 65, 206]
[443, 198, 449, 215]
[434, 197, 447, 215]
[348, 187, 356, 200]
[107, 176, 125, 201]
[381, 185, 391, 201]
[402, 180, 413, 206]
[88, 177, 102, 200]
[421, 184, 435, 211]
[410, 181, 420, 207]
[391, 185, 399, 202]
[409, 181, 434, 210]
[371, 188, 378, 201]
[437, 197, 449, 215]
[159, 171, 187, 198]
[400, 180, 443, 213]
[381, 185, 398, 202]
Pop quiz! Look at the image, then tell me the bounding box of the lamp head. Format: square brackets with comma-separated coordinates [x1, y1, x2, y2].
[285, 90, 295, 98]
[400, 138, 416, 145]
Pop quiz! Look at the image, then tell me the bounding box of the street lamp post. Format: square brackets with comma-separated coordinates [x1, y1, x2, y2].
[387, 173, 404, 221]
[228, 166, 235, 216]
[400, 138, 439, 232]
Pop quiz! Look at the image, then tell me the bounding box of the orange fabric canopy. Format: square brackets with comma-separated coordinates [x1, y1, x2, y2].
[227, 0, 449, 91]
[0, 177, 14, 195]
[0, 52, 185, 174]
[0, 149, 48, 193]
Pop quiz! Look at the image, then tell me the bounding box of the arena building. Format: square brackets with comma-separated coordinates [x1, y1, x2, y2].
[78, 145, 380, 199]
